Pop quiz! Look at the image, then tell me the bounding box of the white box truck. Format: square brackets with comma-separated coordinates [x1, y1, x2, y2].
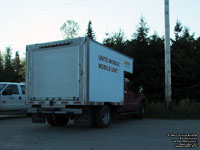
[26, 37, 146, 128]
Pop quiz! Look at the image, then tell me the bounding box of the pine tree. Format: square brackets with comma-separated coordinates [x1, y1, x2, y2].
[19, 58, 25, 82]
[3, 47, 15, 81]
[103, 29, 125, 53]
[174, 20, 183, 41]
[86, 20, 95, 40]
[171, 26, 198, 101]
[127, 17, 164, 101]
[133, 16, 150, 43]
[13, 51, 21, 82]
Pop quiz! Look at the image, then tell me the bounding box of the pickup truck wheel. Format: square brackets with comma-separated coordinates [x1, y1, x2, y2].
[137, 103, 145, 119]
[95, 105, 111, 128]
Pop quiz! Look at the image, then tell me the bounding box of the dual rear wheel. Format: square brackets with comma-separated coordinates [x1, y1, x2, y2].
[46, 106, 113, 128]
[94, 105, 111, 128]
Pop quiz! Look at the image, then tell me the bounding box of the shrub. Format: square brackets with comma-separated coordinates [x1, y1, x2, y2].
[145, 98, 200, 119]
[175, 98, 190, 114]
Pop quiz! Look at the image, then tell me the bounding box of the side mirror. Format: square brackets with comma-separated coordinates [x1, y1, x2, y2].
[3, 89, 13, 95]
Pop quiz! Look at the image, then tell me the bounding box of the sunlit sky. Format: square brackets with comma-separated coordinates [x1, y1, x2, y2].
[0, 0, 200, 57]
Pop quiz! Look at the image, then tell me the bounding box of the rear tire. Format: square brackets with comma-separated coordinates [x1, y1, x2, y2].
[47, 115, 56, 126]
[95, 105, 111, 128]
[47, 115, 69, 126]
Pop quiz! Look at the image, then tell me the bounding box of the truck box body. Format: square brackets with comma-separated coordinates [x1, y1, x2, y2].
[26, 37, 133, 106]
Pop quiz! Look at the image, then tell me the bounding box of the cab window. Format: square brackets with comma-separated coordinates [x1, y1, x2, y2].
[0, 84, 6, 92]
[21, 85, 25, 95]
[3, 85, 19, 95]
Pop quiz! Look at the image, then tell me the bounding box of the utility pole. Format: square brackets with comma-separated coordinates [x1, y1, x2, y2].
[164, 0, 172, 109]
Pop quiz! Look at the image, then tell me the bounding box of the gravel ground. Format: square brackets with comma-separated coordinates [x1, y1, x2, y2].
[0, 116, 199, 150]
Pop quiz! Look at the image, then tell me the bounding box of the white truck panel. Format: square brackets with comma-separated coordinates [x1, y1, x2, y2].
[26, 37, 133, 105]
[31, 45, 80, 99]
[89, 40, 133, 103]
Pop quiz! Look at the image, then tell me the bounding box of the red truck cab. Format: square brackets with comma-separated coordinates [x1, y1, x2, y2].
[117, 77, 146, 118]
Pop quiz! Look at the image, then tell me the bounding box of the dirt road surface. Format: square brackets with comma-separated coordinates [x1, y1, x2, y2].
[0, 116, 199, 150]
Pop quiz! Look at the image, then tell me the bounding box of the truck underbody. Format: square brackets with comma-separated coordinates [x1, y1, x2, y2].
[28, 92, 146, 128]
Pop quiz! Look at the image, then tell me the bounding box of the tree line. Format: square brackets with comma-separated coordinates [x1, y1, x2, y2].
[1, 18, 199, 103]
[102, 18, 200, 103]
[0, 47, 25, 83]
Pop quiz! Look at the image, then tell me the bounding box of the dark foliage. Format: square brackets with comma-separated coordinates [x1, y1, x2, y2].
[0, 47, 25, 82]
[103, 18, 200, 102]
[103, 29, 126, 53]
[171, 23, 200, 102]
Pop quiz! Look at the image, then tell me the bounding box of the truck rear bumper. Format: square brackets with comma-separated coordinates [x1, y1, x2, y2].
[28, 108, 82, 115]
[29, 107, 90, 125]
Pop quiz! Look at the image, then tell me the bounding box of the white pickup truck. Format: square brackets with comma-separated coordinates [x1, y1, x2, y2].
[0, 82, 27, 114]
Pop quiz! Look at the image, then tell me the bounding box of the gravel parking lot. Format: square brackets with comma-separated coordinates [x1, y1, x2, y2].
[0, 116, 199, 150]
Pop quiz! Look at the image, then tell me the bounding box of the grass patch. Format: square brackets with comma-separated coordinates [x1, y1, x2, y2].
[145, 99, 200, 119]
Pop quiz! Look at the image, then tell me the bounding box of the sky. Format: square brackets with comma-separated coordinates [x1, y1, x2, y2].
[0, 0, 200, 58]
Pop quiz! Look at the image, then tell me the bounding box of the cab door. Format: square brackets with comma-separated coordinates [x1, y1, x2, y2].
[0, 84, 21, 111]
[19, 84, 27, 109]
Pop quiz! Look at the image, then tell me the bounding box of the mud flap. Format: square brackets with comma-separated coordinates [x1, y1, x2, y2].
[31, 113, 46, 123]
[74, 108, 91, 126]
